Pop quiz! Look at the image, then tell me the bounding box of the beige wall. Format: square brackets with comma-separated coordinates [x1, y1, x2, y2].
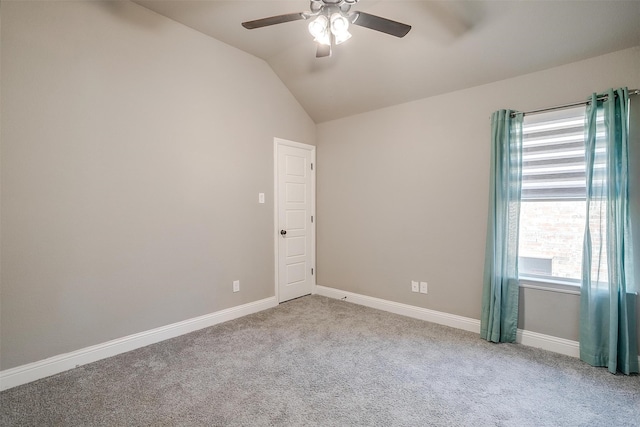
[0, 1, 315, 370]
[316, 47, 640, 342]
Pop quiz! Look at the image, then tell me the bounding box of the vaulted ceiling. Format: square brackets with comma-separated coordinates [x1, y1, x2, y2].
[135, 1, 640, 123]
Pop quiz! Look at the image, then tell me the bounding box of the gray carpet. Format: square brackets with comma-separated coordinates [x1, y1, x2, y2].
[1, 295, 639, 426]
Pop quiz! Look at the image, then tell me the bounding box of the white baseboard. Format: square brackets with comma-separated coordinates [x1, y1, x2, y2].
[314, 285, 481, 333]
[516, 329, 579, 357]
[517, 330, 640, 367]
[3, 289, 636, 390]
[314, 285, 586, 359]
[0, 297, 277, 391]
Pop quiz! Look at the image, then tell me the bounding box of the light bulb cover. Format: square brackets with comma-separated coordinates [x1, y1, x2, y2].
[314, 34, 331, 46]
[308, 15, 329, 39]
[334, 30, 351, 45]
[330, 13, 350, 36]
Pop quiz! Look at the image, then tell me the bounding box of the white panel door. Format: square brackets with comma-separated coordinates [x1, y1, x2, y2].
[276, 140, 314, 302]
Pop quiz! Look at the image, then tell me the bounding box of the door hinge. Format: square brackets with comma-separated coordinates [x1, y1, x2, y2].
[311, 215, 314, 223]
[311, 268, 314, 275]
[311, 163, 313, 171]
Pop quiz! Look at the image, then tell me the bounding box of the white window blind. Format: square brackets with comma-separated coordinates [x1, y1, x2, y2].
[521, 106, 591, 200]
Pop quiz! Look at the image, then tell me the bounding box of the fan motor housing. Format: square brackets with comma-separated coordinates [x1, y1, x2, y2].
[311, 0, 358, 10]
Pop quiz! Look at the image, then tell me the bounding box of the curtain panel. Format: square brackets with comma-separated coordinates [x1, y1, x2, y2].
[580, 87, 638, 374]
[481, 110, 524, 343]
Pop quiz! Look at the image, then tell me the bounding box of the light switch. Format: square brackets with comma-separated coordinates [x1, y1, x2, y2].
[259, 193, 265, 204]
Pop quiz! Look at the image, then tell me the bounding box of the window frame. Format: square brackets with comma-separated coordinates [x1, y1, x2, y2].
[518, 106, 588, 289]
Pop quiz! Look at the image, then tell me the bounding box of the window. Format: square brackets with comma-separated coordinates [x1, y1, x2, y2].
[518, 106, 603, 284]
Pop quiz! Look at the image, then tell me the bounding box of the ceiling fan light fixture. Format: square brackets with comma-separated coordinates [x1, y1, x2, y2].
[242, 0, 411, 58]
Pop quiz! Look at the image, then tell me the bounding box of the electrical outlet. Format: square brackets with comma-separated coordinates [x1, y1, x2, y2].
[411, 281, 419, 293]
[420, 281, 428, 294]
[233, 280, 240, 293]
[258, 193, 265, 204]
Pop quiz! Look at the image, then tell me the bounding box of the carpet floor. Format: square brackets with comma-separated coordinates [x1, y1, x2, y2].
[1, 295, 639, 426]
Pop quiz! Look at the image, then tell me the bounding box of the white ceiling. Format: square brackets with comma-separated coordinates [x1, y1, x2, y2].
[135, 0, 640, 123]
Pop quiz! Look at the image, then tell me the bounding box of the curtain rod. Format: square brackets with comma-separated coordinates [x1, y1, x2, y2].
[510, 89, 640, 118]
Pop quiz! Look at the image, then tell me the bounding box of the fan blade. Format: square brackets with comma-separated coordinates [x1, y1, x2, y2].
[350, 12, 411, 37]
[242, 13, 307, 29]
[316, 42, 331, 58]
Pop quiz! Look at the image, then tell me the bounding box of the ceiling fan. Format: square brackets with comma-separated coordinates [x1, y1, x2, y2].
[241, 0, 411, 58]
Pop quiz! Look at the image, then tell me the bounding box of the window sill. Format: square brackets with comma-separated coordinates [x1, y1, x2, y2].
[518, 276, 581, 295]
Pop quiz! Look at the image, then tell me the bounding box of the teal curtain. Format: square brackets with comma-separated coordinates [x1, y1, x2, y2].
[580, 88, 638, 374]
[481, 110, 524, 343]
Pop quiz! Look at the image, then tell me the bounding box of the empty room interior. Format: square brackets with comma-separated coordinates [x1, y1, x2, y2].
[1, 0, 640, 425]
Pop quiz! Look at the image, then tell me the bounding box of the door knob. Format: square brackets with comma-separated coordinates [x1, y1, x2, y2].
[280, 230, 287, 236]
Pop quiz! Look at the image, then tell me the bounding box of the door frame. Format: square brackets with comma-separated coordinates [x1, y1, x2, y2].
[273, 137, 316, 303]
